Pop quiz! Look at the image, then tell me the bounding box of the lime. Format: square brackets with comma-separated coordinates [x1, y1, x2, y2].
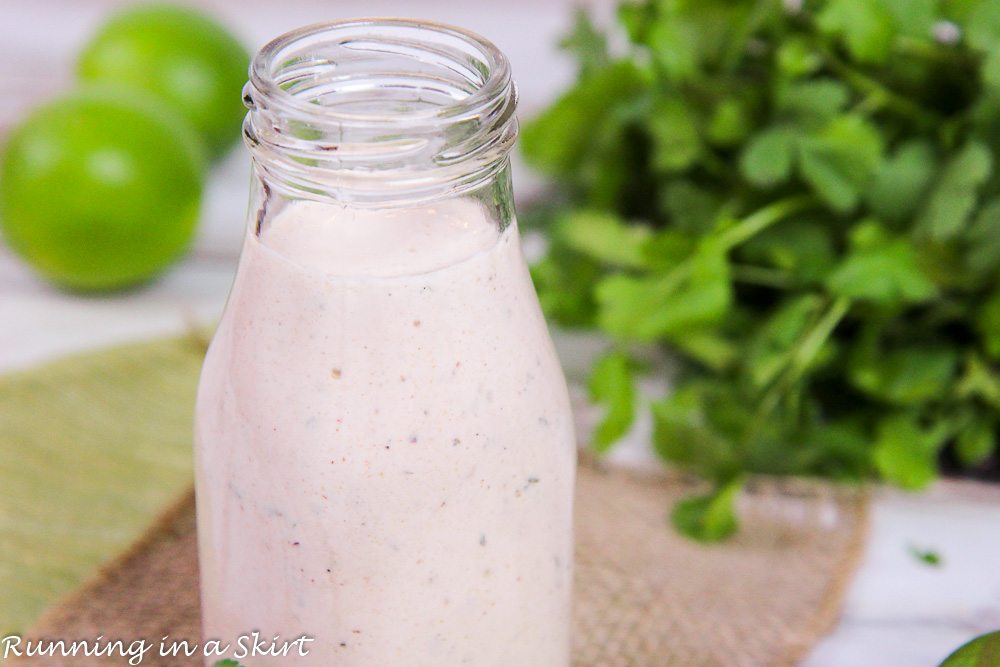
[78, 4, 249, 158]
[0, 89, 204, 291]
[938, 630, 1000, 667]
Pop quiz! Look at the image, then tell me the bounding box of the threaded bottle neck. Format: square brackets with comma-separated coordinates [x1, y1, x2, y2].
[243, 19, 518, 206]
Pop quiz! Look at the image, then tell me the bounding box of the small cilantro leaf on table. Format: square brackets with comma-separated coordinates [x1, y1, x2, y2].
[908, 544, 943, 567]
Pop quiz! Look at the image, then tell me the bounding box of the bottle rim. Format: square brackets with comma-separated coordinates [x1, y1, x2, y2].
[249, 18, 513, 127]
[243, 18, 519, 205]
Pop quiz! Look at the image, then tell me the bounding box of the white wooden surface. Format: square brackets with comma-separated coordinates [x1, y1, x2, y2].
[2, 2, 1000, 666]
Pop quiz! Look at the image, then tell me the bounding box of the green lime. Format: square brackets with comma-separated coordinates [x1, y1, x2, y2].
[78, 4, 250, 158]
[0, 89, 204, 291]
[938, 630, 1000, 667]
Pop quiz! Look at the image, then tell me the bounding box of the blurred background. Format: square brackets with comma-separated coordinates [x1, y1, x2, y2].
[0, 0, 614, 368]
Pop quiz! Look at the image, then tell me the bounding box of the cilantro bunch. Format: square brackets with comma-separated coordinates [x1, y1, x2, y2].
[523, 0, 1000, 540]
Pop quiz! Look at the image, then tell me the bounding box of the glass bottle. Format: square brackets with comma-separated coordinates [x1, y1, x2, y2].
[194, 19, 575, 666]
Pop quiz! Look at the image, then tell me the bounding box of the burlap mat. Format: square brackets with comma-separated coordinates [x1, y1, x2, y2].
[1, 337, 869, 666]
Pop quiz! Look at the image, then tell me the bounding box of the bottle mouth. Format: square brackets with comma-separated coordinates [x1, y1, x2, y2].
[243, 18, 518, 205]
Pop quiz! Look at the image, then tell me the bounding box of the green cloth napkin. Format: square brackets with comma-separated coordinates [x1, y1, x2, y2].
[0, 337, 204, 634]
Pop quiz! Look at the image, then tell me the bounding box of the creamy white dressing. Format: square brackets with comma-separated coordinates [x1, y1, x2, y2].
[195, 198, 575, 666]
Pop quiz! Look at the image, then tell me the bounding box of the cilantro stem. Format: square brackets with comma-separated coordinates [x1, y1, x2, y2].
[716, 195, 816, 250]
[894, 36, 973, 68]
[731, 264, 796, 289]
[720, 0, 774, 71]
[749, 296, 851, 437]
[699, 148, 736, 181]
[788, 296, 850, 378]
[816, 43, 940, 129]
[654, 195, 814, 298]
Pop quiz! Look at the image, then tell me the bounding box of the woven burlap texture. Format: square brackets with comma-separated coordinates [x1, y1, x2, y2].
[3, 338, 868, 666]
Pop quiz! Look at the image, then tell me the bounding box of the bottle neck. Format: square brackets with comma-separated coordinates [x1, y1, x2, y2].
[242, 19, 518, 207]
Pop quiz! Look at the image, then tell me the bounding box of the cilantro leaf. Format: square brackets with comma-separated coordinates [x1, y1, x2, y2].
[777, 38, 822, 78]
[775, 78, 851, 123]
[849, 344, 958, 405]
[651, 382, 743, 480]
[907, 545, 943, 567]
[530, 246, 601, 328]
[521, 62, 646, 177]
[881, 0, 936, 38]
[966, 198, 1000, 276]
[796, 115, 884, 213]
[981, 49, 1000, 97]
[739, 220, 837, 285]
[648, 18, 698, 81]
[669, 329, 738, 372]
[617, 1, 653, 44]
[641, 228, 698, 270]
[559, 8, 609, 79]
[866, 140, 936, 224]
[916, 141, 993, 240]
[670, 479, 742, 543]
[956, 413, 996, 466]
[817, 0, 897, 64]
[976, 288, 1000, 360]
[659, 180, 724, 234]
[706, 98, 752, 147]
[955, 353, 1000, 411]
[740, 126, 796, 187]
[963, 0, 1000, 53]
[596, 243, 731, 341]
[556, 210, 651, 269]
[647, 96, 701, 173]
[588, 351, 637, 452]
[873, 414, 947, 490]
[826, 223, 936, 306]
